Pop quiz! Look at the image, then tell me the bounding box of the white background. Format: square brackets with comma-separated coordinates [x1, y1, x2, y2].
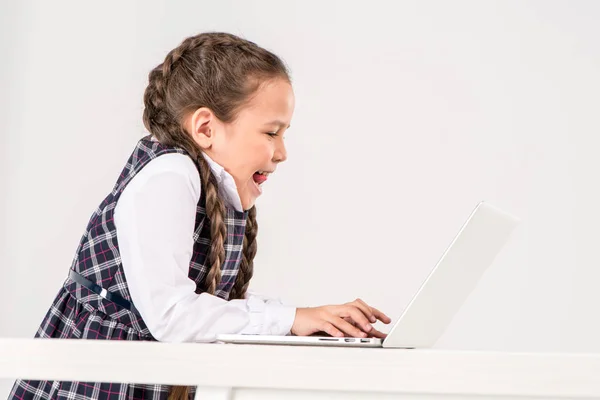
[2, 0, 600, 396]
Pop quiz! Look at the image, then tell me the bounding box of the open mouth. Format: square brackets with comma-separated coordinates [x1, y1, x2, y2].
[252, 170, 271, 185]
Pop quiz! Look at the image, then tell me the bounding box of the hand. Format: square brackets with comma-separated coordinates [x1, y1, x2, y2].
[291, 298, 392, 339]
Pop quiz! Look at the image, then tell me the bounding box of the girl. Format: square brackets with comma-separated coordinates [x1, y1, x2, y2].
[9, 32, 391, 400]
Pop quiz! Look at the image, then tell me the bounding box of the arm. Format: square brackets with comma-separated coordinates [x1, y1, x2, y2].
[114, 153, 296, 342]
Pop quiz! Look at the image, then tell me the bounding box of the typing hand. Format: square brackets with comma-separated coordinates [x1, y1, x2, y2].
[291, 298, 391, 339]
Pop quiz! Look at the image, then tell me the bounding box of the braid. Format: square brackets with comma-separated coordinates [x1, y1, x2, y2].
[196, 154, 227, 295]
[142, 37, 207, 158]
[167, 155, 226, 400]
[229, 206, 258, 300]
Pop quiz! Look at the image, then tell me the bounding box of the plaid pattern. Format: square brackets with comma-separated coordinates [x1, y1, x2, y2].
[9, 136, 248, 400]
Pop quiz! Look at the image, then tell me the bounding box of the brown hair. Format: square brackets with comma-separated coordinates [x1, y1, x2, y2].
[142, 32, 289, 400]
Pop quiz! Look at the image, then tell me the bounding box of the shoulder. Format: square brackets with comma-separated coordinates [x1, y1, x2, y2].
[141, 153, 199, 178]
[127, 153, 201, 201]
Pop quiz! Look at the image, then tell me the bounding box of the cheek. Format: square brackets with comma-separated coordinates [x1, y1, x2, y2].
[258, 143, 273, 161]
[228, 137, 274, 182]
[245, 141, 272, 169]
[262, 137, 277, 154]
[228, 147, 255, 182]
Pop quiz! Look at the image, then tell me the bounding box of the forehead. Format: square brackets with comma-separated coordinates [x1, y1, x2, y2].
[237, 78, 295, 124]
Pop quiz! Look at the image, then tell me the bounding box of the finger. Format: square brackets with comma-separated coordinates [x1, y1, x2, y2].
[340, 318, 354, 337]
[370, 306, 392, 324]
[331, 316, 367, 338]
[352, 299, 376, 323]
[343, 305, 373, 333]
[342, 317, 359, 337]
[366, 327, 387, 339]
[355, 299, 391, 324]
[321, 322, 344, 338]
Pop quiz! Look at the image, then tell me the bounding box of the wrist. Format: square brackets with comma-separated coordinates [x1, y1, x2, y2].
[291, 307, 307, 335]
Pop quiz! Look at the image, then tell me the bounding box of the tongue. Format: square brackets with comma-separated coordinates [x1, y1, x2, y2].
[253, 173, 267, 184]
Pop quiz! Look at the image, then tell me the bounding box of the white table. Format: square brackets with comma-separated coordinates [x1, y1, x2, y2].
[1, 338, 599, 399]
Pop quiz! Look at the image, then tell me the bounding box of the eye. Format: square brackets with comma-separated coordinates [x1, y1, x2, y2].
[265, 132, 278, 137]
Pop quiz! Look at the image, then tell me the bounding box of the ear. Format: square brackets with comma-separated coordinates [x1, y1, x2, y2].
[186, 107, 215, 150]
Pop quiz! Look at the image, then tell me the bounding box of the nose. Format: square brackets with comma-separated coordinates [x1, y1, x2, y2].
[273, 138, 288, 163]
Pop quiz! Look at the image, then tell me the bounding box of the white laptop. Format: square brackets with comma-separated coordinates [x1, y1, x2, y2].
[217, 201, 520, 348]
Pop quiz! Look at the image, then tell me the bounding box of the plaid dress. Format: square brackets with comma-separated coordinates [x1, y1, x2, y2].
[9, 136, 248, 400]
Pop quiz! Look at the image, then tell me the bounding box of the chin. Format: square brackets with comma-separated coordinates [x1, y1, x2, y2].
[239, 180, 259, 211]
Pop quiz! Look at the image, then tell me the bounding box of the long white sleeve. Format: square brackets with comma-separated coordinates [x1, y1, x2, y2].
[113, 153, 296, 342]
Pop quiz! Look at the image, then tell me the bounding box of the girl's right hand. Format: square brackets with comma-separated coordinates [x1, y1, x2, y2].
[290, 298, 391, 339]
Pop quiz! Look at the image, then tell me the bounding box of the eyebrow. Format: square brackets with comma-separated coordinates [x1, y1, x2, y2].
[264, 120, 291, 129]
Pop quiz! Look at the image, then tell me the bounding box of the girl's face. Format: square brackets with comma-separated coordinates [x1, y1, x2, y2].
[186, 78, 295, 210]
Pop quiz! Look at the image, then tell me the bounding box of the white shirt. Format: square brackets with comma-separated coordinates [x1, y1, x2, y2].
[113, 152, 296, 342]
